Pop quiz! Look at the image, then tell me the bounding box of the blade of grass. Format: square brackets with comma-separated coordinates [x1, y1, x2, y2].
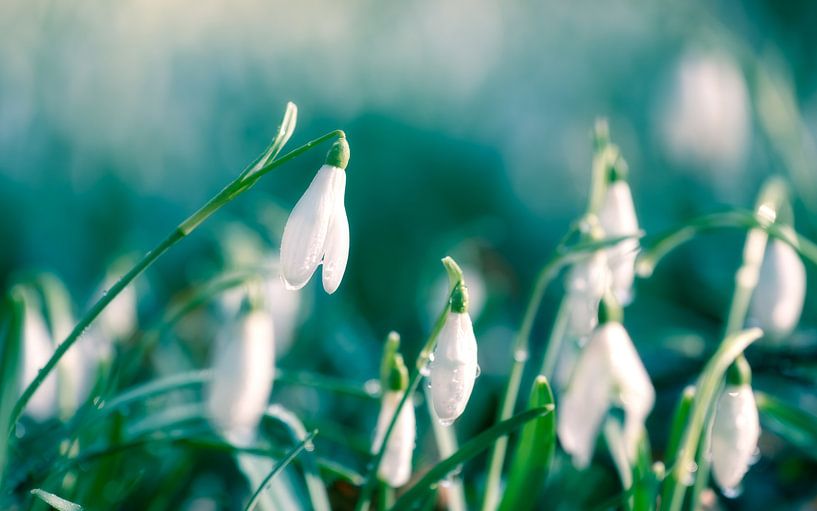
[392, 406, 554, 511]
[755, 390, 817, 458]
[30, 489, 83, 511]
[0, 291, 24, 486]
[498, 376, 556, 511]
[244, 430, 317, 511]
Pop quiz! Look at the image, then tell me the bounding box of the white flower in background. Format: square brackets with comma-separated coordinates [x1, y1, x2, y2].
[280, 138, 350, 294]
[21, 303, 59, 421]
[430, 282, 478, 425]
[598, 180, 640, 305]
[207, 309, 275, 444]
[558, 321, 655, 468]
[750, 238, 806, 340]
[564, 251, 610, 339]
[661, 51, 750, 174]
[710, 384, 760, 492]
[372, 390, 416, 487]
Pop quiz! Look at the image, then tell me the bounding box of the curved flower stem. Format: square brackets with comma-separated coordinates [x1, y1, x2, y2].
[7, 128, 345, 431]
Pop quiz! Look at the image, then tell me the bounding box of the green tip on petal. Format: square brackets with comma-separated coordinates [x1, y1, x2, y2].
[325, 136, 350, 169]
[598, 291, 623, 325]
[608, 153, 629, 183]
[726, 355, 752, 386]
[380, 332, 409, 392]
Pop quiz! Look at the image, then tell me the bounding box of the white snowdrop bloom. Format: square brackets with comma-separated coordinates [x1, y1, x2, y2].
[564, 251, 610, 339]
[558, 321, 655, 468]
[207, 309, 275, 444]
[710, 384, 760, 492]
[598, 180, 640, 305]
[430, 312, 478, 425]
[97, 283, 138, 341]
[750, 238, 806, 340]
[280, 138, 350, 294]
[372, 390, 416, 487]
[661, 51, 750, 174]
[21, 304, 59, 421]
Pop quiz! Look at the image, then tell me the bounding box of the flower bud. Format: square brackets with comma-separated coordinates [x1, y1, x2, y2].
[750, 238, 806, 340]
[429, 311, 478, 425]
[564, 251, 610, 339]
[598, 180, 640, 305]
[710, 384, 760, 492]
[207, 309, 275, 444]
[280, 140, 350, 294]
[372, 390, 416, 487]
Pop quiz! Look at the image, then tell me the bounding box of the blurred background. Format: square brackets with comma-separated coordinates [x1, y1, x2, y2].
[2, 0, 817, 509]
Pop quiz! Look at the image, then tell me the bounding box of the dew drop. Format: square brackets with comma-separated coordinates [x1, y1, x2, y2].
[438, 417, 455, 427]
[428, 353, 435, 362]
[425, 381, 432, 390]
[722, 485, 743, 499]
[304, 440, 316, 452]
[363, 379, 381, 396]
[749, 446, 761, 465]
[727, 391, 740, 397]
[474, 365, 482, 378]
[513, 349, 529, 363]
[419, 365, 431, 377]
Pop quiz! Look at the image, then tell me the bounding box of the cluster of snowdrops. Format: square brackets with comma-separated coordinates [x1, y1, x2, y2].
[0, 104, 811, 511]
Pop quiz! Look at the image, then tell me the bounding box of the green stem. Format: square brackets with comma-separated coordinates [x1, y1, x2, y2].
[424, 386, 467, 511]
[7, 129, 344, 431]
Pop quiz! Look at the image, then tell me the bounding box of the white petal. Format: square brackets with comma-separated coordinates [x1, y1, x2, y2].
[710, 385, 760, 491]
[208, 310, 275, 443]
[373, 391, 416, 487]
[558, 325, 614, 468]
[565, 251, 610, 338]
[321, 200, 349, 294]
[280, 165, 344, 290]
[751, 238, 806, 340]
[605, 323, 655, 459]
[598, 181, 640, 305]
[22, 306, 58, 421]
[429, 313, 478, 424]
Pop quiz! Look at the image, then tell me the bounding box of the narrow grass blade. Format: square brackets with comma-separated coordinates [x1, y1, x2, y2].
[244, 430, 317, 511]
[498, 376, 556, 511]
[30, 489, 83, 511]
[392, 406, 553, 511]
[0, 291, 24, 485]
[756, 390, 817, 458]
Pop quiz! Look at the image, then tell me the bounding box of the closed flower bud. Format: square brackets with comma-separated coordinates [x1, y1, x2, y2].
[372, 390, 416, 487]
[750, 238, 806, 340]
[710, 384, 760, 492]
[430, 311, 478, 425]
[598, 180, 640, 305]
[207, 309, 275, 444]
[280, 138, 350, 294]
[558, 321, 654, 468]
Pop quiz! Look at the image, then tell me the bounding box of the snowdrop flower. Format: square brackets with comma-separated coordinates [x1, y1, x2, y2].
[564, 250, 611, 339]
[430, 260, 479, 425]
[280, 137, 350, 294]
[207, 306, 275, 444]
[21, 297, 59, 421]
[750, 237, 806, 340]
[710, 360, 760, 493]
[598, 177, 640, 306]
[558, 302, 654, 468]
[372, 333, 416, 487]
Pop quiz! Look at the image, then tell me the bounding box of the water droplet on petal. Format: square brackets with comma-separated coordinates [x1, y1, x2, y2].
[304, 440, 315, 452]
[438, 417, 455, 427]
[419, 365, 431, 377]
[474, 365, 482, 378]
[513, 349, 528, 362]
[722, 485, 743, 499]
[363, 379, 381, 396]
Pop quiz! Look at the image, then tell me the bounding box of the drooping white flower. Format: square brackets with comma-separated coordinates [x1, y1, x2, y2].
[207, 309, 275, 444]
[372, 390, 416, 487]
[598, 180, 640, 305]
[564, 250, 611, 339]
[750, 238, 806, 340]
[558, 321, 655, 468]
[21, 303, 59, 421]
[710, 384, 760, 492]
[430, 311, 478, 425]
[280, 138, 350, 294]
